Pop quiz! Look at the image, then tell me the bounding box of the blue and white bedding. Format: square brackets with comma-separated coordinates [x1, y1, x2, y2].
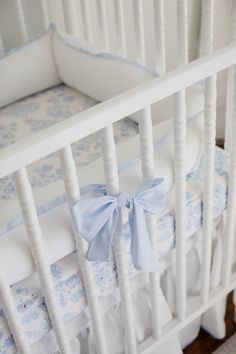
[0, 84, 138, 201]
[0, 146, 229, 353]
[0, 84, 229, 353]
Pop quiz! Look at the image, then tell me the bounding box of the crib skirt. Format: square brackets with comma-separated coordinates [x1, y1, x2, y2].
[28, 213, 227, 354]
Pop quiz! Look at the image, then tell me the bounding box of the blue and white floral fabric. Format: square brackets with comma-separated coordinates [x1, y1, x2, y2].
[0, 84, 229, 353]
[0, 84, 138, 201]
[0, 146, 229, 353]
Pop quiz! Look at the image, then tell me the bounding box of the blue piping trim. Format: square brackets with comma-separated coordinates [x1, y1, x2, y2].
[0, 23, 55, 60]
[54, 27, 160, 78]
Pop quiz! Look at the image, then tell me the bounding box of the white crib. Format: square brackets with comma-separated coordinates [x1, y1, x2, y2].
[0, 0, 236, 353]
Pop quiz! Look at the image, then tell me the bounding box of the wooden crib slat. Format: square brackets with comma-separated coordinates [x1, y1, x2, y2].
[139, 106, 155, 181]
[115, 0, 127, 57]
[59, 146, 109, 354]
[0, 277, 30, 354]
[175, 0, 188, 321]
[173, 90, 187, 321]
[63, 0, 79, 36]
[139, 106, 162, 339]
[222, 66, 236, 287]
[133, 0, 146, 65]
[100, 125, 137, 354]
[201, 74, 217, 304]
[153, 0, 166, 74]
[14, 168, 72, 354]
[177, 0, 188, 65]
[81, 0, 94, 44]
[39, 0, 50, 31]
[0, 33, 4, 57]
[225, 1, 236, 152]
[97, 0, 110, 52]
[15, 0, 28, 43]
[200, 0, 214, 57]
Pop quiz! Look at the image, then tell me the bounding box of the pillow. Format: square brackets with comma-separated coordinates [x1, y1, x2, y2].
[52, 28, 204, 125]
[52, 29, 158, 103]
[0, 27, 61, 108]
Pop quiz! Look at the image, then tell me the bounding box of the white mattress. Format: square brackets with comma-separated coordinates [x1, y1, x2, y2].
[0, 84, 229, 352]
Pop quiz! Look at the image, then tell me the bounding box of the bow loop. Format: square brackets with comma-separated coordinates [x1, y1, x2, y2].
[71, 178, 165, 272]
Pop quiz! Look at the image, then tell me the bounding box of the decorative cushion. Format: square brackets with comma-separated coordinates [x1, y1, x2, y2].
[52, 28, 204, 125]
[52, 28, 159, 103]
[0, 26, 61, 108]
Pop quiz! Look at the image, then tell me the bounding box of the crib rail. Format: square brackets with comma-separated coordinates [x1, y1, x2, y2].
[2, 0, 236, 353]
[1, 43, 236, 178]
[1, 42, 236, 353]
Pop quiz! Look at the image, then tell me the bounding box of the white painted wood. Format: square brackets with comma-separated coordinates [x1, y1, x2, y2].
[201, 74, 217, 303]
[173, 90, 187, 320]
[97, 0, 110, 51]
[139, 106, 162, 339]
[14, 168, 72, 354]
[0, 32, 4, 57]
[139, 273, 236, 354]
[139, 106, 155, 181]
[153, 0, 166, 74]
[2, 42, 236, 179]
[133, 0, 146, 65]
[0, 276, 30, 353]
[115, 0, 127, 57]
[39, 0, 50, 31]
[100, 125, 137, 354]
[200, 0, 214, 56]
[225, 1, 236, 152]
[222, 66, 236, 287]
[59, 146, 109, 354]
[81, 0, 93, 44]
[15, 0, 28, 42]
[177, 0, 188, 65]
[63, 0, 79, 36]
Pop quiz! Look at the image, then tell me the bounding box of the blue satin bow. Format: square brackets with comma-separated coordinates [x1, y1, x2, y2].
[71, 178, 165, 272]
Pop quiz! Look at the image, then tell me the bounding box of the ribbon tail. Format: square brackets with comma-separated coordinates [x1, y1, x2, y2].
[130, 203, 159, 272]
[87, 210, 119, 262]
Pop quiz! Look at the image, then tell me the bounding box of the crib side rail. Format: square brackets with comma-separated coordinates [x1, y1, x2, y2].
[1, 44, 236, 354]
[0, 43, 236, 179]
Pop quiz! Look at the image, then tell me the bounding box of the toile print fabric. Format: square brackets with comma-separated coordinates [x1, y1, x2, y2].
[0, 84, 229, 353]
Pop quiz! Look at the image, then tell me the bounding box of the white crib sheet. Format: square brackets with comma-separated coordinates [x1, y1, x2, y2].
[0, 146, 229, 353]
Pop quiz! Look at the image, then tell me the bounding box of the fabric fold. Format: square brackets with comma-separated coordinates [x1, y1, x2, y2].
[71, 178, 165, 272]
